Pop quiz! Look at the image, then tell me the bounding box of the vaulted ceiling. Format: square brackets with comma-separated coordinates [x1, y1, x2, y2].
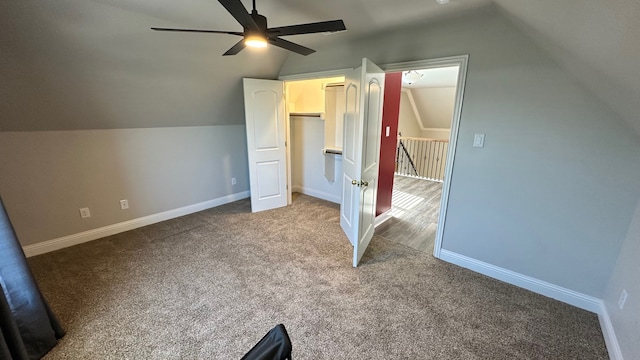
[1, 0, 638, 133]
[493, 0, 640, 135]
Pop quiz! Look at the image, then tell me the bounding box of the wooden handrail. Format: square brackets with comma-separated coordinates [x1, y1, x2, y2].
[397, 136, 449, 143]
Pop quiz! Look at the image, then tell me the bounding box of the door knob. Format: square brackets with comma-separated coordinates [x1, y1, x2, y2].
[351, 180, 368, 187]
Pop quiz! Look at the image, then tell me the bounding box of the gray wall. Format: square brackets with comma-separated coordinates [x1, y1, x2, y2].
[0, 0, 286, 131]
[0, 126, 249, 246]
[1, 0, 272, 247]
[280, 7, 640, 298]
[603, 194, 640, 359]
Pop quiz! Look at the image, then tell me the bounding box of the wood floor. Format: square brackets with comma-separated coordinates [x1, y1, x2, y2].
[375, 175, 443, 253]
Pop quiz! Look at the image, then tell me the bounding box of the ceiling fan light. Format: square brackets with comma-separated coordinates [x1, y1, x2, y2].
[245, 34, 268, 48]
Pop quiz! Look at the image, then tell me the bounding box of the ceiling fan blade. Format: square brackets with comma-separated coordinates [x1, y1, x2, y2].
[268, 37, 315, 56]
[151, 27, 243, 36]
[268, 20, 346, 36]
[218, 0, 260, 32]
[223, 39, 247, 56]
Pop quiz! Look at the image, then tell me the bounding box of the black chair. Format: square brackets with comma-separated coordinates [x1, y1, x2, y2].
[241, 324, 292, 360]
[0, 196, 65, 359]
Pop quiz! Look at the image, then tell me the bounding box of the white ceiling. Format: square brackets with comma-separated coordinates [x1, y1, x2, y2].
[1, 0, 639, 132]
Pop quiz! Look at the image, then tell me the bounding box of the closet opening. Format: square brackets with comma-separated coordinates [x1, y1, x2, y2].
[285, 76, 346, 206]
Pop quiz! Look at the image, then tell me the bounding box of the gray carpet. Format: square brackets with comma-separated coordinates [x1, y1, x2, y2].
[28, 194, 608, 359]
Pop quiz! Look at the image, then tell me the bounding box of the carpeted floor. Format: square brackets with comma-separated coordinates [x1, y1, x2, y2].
[28, 194, 608, 359]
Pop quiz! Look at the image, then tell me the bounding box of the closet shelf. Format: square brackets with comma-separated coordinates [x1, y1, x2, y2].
[289, 112, 323, 118]
[323, 148, 343, 155]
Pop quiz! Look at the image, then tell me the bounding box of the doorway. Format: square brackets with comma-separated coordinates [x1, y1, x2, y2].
[245, 56, 468, 262]
[278, 60, 385, 267]
[375, 66, 459, 253]
[374, 56, 468, 258]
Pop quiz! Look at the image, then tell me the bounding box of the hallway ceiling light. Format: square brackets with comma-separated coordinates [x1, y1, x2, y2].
[402, 70, 424, 85]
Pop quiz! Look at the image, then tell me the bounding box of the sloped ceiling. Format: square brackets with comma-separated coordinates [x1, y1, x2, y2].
[1, 0, 639, 133]
[402, 67, 459, 129]
[493, 0, 640, 135]
[0, 0, 292, 131]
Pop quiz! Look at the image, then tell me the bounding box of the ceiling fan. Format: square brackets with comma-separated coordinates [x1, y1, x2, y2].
[151, 0, 347, 56]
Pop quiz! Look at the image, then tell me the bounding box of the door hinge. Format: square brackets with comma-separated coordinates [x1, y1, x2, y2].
[285, 141, 287, 147]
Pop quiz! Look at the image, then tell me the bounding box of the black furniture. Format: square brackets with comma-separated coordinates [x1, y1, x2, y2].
[241, 324, 292, 360]
[0, 196, 64, 360]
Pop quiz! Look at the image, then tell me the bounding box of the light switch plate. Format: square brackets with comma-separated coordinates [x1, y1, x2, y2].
[473, 133, 485, 148]
[619, 289, 628, 310]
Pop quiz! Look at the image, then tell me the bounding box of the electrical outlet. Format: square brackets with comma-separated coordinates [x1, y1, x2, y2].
[618, 289, 628, 310]
[79, 207, 91, 219]
[231, 177, 237, 185]
[120, 199, 129, 210]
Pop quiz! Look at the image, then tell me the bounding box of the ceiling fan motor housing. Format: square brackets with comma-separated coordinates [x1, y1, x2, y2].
[247, 11, 268, 36]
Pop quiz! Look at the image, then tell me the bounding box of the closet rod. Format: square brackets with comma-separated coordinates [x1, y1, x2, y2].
[289, 112, 322, 117]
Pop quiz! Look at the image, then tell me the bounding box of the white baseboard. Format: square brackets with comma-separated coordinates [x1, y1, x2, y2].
[438, 249, 602, 313]
[598, 302, 624, 360]
[22, 191, 250, 257]
[291, 185, 340, 204]
[439, 249, 625, 357]
[374, 209, 393, 227]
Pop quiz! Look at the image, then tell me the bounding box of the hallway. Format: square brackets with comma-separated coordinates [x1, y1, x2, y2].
[375, 175, 442, 253]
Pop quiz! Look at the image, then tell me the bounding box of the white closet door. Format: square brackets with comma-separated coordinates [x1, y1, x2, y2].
[243, 78, 287, 213]
[340, 59, 385, 267]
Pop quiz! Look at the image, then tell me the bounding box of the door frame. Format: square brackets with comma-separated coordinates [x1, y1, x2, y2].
[380, 55, 469, 259]
[277, 54, 469, 260]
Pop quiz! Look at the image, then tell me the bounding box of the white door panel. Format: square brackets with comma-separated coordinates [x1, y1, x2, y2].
[243, 79, 287, 213]
[256, 161, 283, 199]
[252, 91, 280, 150]
[341, 171, 355, 244]
[343, 84, 359, 164]
[340, 81, 359, 246]
[339, 59, 385, 267]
